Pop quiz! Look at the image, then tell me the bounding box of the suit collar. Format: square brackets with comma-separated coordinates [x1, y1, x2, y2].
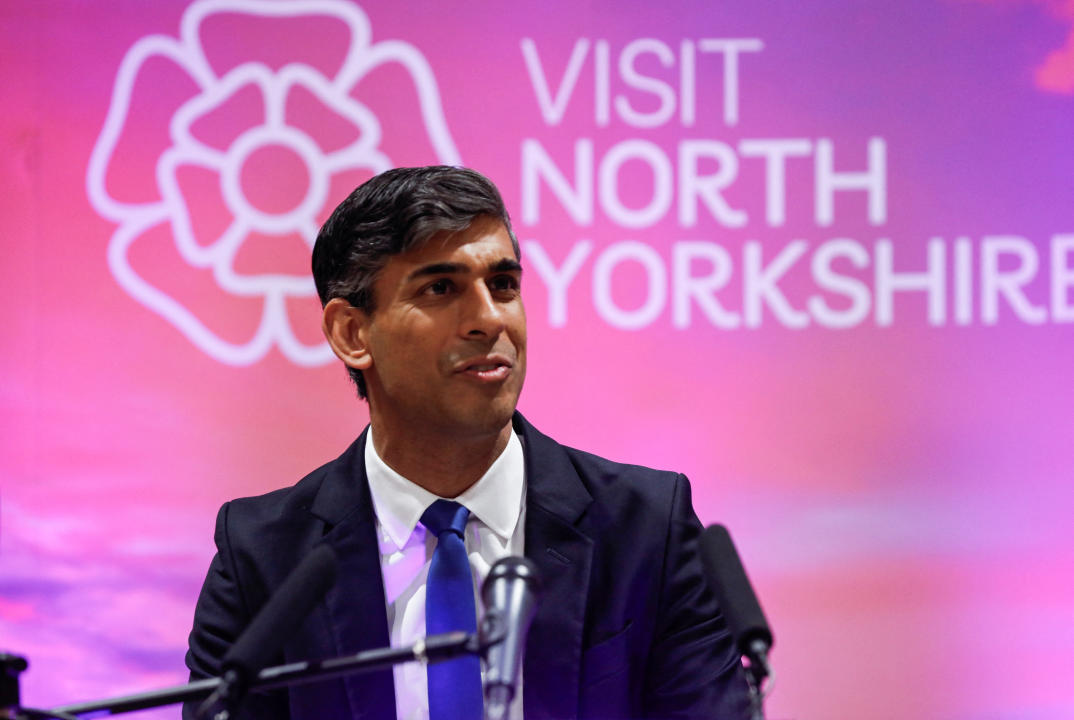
[309, 428, 371, 526]
[313, 415, 594, 526]
[513, 412, 593, 523]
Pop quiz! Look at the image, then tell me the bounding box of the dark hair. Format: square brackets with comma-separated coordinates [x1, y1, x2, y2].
[312, 166, 519, 398]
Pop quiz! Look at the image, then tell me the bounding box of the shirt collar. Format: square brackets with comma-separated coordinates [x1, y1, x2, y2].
[364, 428, 526, 551]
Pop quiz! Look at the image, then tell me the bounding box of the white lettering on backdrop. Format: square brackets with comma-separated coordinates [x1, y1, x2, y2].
[518, 36, 1073, 330]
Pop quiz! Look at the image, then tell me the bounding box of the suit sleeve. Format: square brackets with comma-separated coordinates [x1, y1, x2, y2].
[642, 475, 752, 719]
[184, 502, 289, 720]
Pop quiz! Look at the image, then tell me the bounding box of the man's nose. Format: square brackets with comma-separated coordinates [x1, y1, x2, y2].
[460, 283, 506, 338]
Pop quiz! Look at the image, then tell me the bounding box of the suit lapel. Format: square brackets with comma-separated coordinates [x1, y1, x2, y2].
[516, 414, 594, 720]
[311, 430, 396, 720]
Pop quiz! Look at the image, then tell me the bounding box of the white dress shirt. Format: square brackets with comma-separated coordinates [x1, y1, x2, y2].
[365, 429, 527, 720]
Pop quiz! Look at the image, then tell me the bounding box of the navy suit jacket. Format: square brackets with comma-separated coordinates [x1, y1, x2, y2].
[185, 414, 751, 719]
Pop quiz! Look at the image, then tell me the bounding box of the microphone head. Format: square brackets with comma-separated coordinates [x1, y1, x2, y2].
[700, 524, 773, 653]
[481, 556, 542, 604]
[479, 555, 542, 713]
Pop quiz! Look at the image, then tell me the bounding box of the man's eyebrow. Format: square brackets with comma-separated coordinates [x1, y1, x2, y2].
[406, 262, 467, 281]
[491, 258, 523, 273]
[406, 258, 523, 282]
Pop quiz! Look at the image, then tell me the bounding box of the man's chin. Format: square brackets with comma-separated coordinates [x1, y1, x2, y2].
[474, 403, 518, 437]
[451, 395, 519, 438]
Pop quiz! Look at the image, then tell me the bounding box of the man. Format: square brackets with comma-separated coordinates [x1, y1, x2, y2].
[185, 166, 751, 719]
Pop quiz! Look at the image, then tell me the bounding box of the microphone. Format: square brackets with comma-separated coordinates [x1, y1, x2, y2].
[699, 525, 773, 681]
[196, 543, 338, 720]
[479, 556, 541, 720]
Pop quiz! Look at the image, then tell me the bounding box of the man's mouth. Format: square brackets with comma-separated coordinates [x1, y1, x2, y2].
[455, 355, 513, 381]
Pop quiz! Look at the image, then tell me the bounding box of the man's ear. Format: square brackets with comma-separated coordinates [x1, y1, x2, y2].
[322, 298, 373, 371]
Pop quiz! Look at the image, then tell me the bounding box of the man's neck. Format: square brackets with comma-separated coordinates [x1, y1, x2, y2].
[368, 419, 514, 498]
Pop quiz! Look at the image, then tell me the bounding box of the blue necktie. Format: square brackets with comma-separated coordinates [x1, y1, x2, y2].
[421, 500, 483, 720]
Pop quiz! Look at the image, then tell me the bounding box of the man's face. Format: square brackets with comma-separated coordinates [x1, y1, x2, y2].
[358, 216, 526, 441]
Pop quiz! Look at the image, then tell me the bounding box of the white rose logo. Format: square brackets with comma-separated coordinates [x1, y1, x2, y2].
[87, 0, 460, 365]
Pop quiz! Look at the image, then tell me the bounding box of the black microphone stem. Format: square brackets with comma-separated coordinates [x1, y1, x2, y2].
[50, 631, 479, 718]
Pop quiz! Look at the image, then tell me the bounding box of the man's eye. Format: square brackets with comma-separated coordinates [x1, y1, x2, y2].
[424, 279, 453, 295]
[490, 275, 520, 292]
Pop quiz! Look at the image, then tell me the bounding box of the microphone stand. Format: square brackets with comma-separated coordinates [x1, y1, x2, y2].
[15, 629, 491, 720]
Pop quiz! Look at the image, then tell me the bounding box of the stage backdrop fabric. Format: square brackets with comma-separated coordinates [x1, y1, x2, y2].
[2, 1, 1073, 718]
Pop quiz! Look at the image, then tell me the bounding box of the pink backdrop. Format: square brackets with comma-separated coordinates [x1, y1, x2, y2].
[2, 1, 1073, 718]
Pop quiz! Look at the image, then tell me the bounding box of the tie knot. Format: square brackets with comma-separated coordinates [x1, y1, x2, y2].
[421, 499, 469, 538]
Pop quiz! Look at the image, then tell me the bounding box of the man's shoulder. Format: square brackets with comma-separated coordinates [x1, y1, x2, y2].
[518, 413, 686, 510]
[559, 441, 681, 486]
[561, 445, 689, 530]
